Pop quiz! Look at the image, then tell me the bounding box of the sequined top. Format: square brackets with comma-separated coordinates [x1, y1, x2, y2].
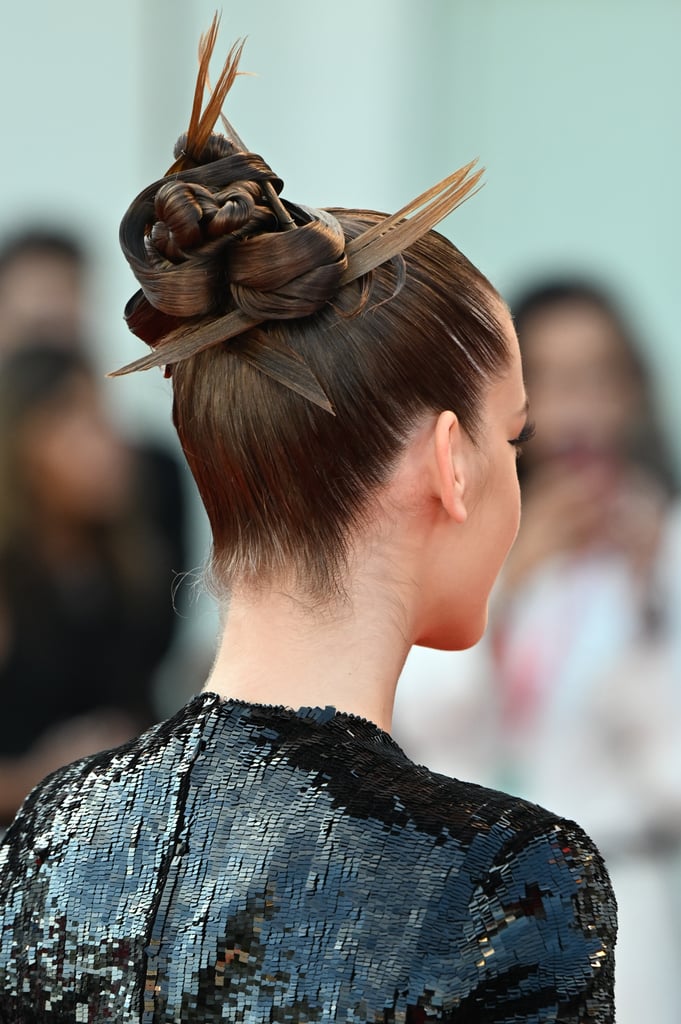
[0, 692, 616, 1022]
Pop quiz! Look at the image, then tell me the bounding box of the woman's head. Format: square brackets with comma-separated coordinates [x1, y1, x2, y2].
[168, 214, 514, 600]
[117, 26, 520, 627]
[0, 346, 130, 546]
[512, 279, 670, 479]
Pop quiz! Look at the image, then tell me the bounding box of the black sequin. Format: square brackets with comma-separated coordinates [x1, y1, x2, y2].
[0, 693, 616, 1022]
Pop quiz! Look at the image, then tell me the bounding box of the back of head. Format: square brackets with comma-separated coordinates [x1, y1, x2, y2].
[117, 24, 511, 599]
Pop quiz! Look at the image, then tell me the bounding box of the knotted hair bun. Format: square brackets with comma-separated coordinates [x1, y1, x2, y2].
[172, 129, 235, 167]
[123, 133, 346, 331]
[113, 17, 484, 414]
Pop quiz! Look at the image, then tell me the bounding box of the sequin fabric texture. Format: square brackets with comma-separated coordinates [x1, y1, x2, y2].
[0, 693, 616, 1022]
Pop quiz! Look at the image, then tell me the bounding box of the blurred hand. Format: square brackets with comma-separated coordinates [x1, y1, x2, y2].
[505, 458, 668, 592]
[504, 459, 616, 590]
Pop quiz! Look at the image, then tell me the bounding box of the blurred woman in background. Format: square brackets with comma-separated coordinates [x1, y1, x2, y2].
[0, 346, 181, 824]
[496, 281, 681, 827]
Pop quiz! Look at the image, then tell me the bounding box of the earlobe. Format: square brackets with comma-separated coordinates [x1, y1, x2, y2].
[433, 411, 468, 524]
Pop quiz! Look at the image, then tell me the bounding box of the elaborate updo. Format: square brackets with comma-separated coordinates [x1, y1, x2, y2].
[117, 24, 510, 598]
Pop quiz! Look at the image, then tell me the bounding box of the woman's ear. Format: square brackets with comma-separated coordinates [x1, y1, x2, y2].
[433, 410, 468, 524]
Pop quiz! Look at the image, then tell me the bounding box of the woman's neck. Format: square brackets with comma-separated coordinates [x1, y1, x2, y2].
[205, 573, 413, 734]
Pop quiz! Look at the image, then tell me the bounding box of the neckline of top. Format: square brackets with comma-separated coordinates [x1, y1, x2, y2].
[195, 690, 404, 753]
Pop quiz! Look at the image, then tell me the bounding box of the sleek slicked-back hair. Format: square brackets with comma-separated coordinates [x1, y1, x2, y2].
[118, 21, 510, 597]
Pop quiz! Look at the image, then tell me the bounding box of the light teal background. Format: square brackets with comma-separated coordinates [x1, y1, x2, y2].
[1, 0, 679, 581]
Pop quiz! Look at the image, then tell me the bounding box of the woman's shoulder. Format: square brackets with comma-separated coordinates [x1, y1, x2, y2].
[425, 762, 617, 930]
[410, 766, 617, 1017]
[365, 728, 601, 857]
[0, 692, 614, 906]
[0, 695, 617, 1022]
[0, 693, 213, 862]
[391, 757, 615, 932]
[309, 730, 617, 1019]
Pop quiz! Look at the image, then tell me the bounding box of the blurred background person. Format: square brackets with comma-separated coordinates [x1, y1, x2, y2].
[0, 229, 88, 356]
[0, 221, 194, 716]
[495, 280, 681, 827]
[394, 278, 681, 1024]
[0, 226, 187, 567]
[0, 345, 186, 825]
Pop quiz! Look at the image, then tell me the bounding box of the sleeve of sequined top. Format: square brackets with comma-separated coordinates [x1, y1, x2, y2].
[459, 817, 617, 1023]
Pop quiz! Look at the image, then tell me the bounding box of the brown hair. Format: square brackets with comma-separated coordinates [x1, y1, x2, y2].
[118, 28, 510, 598]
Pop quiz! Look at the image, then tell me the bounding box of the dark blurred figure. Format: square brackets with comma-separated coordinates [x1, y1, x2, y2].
[0, 346, 185, 824]
[0, 230, 87, 355]
[0, 227, 188, 584]
[0, 224, 192, 778]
